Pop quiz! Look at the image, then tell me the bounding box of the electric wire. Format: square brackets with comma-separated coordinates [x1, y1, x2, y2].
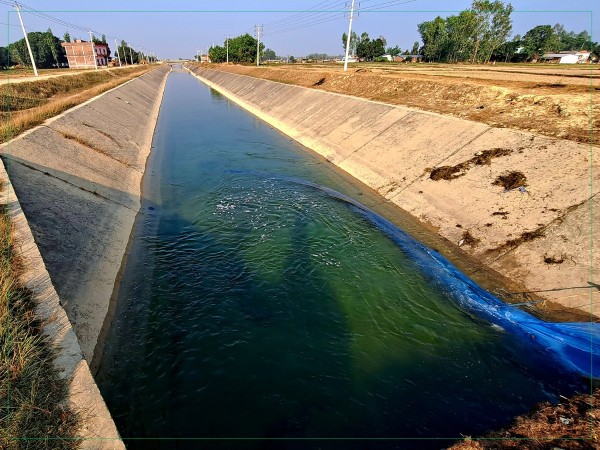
[264, 0, 344, 32]
[263, 0, 342, 28]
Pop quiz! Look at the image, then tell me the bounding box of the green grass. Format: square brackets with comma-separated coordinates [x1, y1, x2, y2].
[0, 202, 80, 449]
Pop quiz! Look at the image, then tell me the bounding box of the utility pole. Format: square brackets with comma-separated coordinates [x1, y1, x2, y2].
[139, 46, 142, 64]
[114, 38, 122, 67]
[226, 35, 229, 63]
[14, 2, 38, 76]
[88, 30, 98, 70]
[254, 24, 263, 66]
[128, 43, 133, 65]
[344, 0, 357, 72]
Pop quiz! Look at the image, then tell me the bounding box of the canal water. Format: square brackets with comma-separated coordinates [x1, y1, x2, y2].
[95, 68, 584, 448]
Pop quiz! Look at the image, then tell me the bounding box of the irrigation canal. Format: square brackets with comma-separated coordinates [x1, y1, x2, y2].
[95, 67, 586, 449]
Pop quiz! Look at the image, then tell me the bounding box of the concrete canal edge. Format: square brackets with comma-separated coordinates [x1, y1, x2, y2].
[186, 65, 598, 319]
[0, 65, 171, 448]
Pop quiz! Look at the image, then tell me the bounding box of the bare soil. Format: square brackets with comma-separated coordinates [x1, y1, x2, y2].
[207, 62, 599, 145]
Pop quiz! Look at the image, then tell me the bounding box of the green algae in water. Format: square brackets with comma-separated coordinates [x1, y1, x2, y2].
[95, 69, 584, 449]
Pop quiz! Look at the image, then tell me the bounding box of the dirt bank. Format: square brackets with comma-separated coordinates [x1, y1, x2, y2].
[187, 64, 598, 320]
[205, 63, 598, 145]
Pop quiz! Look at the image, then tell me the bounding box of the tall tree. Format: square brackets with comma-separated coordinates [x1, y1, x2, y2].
[469, 0, 514, 63]
[342, 31, 359, 55]
[411, 41, 420, 54]
[44, 28, 64, 67]
[263, 48, 277, 60]
[386, 45, 401, 57]
[418, 16, 448, 61]
[209, 34, 263, 63]
[522, 25, 559, 58]
[9, 31, 66, 68]
[208, 45, 227, 62]
[63, 32, 71, 43]
[0, 47, 8, 68]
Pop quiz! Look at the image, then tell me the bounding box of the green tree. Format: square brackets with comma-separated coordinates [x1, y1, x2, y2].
[208, 45, 227, 63]
[227, 33, 263, 63]
[263, 48, 277, 60]
[411, 41, 420, 54]
[386, 45, 401, 57]
[418, 16, 448, 61]
[0, 47, 8, 68]
[63, 32, 71, 43]
[342, 31, 359, 55]
[101, 34, 107, 44]
[117, 40, 138, 64]
[354, 32, 387, 61]
[468, 0, 514, 63]
[9, 31, 66, 68]
[522, 25, 559, 58]
[417, 0, 512, 63]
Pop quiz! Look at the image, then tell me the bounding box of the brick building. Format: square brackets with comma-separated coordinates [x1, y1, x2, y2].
[61, 39, 110, 68]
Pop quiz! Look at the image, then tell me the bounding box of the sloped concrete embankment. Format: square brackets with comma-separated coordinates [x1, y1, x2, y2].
[0, 65, 170, 448]
[187, 65, 598, 318]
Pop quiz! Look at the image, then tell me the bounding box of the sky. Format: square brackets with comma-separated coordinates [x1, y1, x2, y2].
[0, 0, 598, 59]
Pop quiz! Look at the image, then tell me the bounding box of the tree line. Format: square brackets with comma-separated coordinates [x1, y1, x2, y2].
[0, 28, 66, 69]
[208, 34, 265, 63]
[417, 0, 598, 63]
[0, 29, 151, 69]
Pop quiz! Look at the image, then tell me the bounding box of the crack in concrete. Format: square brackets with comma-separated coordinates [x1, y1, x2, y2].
[338, 112, 416, 166]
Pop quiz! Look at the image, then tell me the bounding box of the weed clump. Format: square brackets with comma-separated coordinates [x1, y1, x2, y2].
[544, 254, 565, 264]
[430, 164, 467, 180]
[493, 171, 528, 190]
[430, 148, 513, 181]
[460, 230, 480, 247]
[0, 205, 80, 449]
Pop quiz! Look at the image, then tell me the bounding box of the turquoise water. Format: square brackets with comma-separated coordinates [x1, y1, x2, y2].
[95, 68, 583, 449]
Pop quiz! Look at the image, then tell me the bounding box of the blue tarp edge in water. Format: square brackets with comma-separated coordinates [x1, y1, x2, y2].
[295, 177, 600, 379]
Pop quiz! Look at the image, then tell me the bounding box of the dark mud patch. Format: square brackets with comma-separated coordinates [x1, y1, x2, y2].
[430, 148, 514, 181]
[493, 171, 527, 190]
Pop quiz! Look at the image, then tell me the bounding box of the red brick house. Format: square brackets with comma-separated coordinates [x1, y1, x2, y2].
[61, 39, 110, 68]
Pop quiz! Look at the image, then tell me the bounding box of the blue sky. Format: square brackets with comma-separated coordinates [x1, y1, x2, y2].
[1, 0, 597, 59]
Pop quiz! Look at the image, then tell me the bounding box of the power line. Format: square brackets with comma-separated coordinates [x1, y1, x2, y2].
[264, 0, 344, 31]
[265, 13, 346, 37]
[359, 0, 419, 12]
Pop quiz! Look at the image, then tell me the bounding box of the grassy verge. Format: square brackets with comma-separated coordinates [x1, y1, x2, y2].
[0, 65, 153, 143]
[0, 199, 79, 449]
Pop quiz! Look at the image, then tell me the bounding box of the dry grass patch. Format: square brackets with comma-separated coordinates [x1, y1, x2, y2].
[450, 388, 599, 449]
[0, 203, 80, 449]
[0, 66, 152, 144]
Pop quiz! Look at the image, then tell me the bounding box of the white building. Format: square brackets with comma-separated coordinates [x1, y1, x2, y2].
[541, 51, 591, 64]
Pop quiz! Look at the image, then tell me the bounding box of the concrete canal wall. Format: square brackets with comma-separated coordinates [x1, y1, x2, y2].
[0, 64, 170, 447]
[187, 65, 599, 317]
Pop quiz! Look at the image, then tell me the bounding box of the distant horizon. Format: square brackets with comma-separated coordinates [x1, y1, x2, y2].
[1, 0, 597, 60]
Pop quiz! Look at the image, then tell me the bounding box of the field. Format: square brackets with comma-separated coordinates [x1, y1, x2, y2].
[208, 61, 599, 145]
[0, 65, 153, 143]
